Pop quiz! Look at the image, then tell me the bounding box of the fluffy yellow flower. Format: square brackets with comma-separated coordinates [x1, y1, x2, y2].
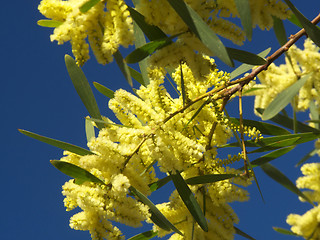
[286, 163, 320, 239]
[38, 0, 134, 65]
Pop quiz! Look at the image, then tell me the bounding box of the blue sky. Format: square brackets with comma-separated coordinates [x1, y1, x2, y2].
[2, 1, 320, 240]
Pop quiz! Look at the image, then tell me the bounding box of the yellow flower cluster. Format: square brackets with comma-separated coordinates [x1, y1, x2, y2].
[286, 163, 320, 239]
[38, 0, 134, 65]
[251, 39, 320, 114]
[38, 0, 290, 66]
[136, 0, 290, 80]
[56, 57, 254, 239]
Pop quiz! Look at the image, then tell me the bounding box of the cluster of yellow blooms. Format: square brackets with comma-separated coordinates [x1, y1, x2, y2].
[287, 163, 320, 239]
[38, 0, 290, 66]
[251, 38, 320, 113]
[58, 58, 256, 239]
[38, 0, 134, 65]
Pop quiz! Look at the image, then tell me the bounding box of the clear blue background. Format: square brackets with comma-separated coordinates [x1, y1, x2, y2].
[1, 1, 320, 239]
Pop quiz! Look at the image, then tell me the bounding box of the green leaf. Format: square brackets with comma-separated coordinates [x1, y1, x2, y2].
[262, 74, 310, 120]
[296, 148, 318, 167]
[221, 132, 320, 148]
[128, 230, 158, 240]
[127, 6, 167, 41]
[185, 174, 237, 185]
[248, 137, 299, 154]
[234, 226, 256, 240]
[226, 47, 267, 65]
[129, 186, 183, 235]
[79, 0, 101, 13]
[256, 108, 320, 134]
[166, 0, 233, 67]
[50, 160, 105, 184]
[65, 55, 104, 130]
[170, 171, 208, 232]
[229, 48, 271, 80]
[180, 63, 186, 106]
[239, 146, 295, 170]
[19, 129, 95, 156]
[149, 176, 171, 192]
[125, 37, 174, 64]
[283, 0, 320, 47]
[288, 13, 303, 28]
[133, 22, 150, 86]
[260, 163, 314, 205]
[93, 82, 115, 99]
[86, 117, 132, 129]
[85, 118, 95, 143]
[37, 19, 63, 28]
[184, 99, 211, 130]
[273, 227, 298, 236]
[128, 67, 146, 87]
[234, 0, 252, 41]
[243, 86, 266, 95]
[309, 100, 319, 129]
[113, 50, 133, 87]
[273, 16, 287, 46]
[229, 118, 291, 135]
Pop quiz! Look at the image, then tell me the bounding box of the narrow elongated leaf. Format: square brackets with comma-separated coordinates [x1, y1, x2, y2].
[239, 146, 295, 170]
[243, 86, 266, 95]
[221, 132, 320, 148]
[86, 117, 132, 128]
[229, 118, 290, 135]
[229, 48, 271, 80]
[180, 64, 186, 106]
[260, 163, 314, 205]
[19, 129, 95, 156]
[185, 174, 236, 185]
[309, 100, 319, 129]
[133, 24, 150, 86]
[149, 176, 171, 192]
[296, 148, 318, 167]
[51, 160, 105, 184]
[256, 108, 320, 134]
[234, 226, 256, 240]
[65, 55, 104, 130]
[128, 67, 145, 86]
[234, 0, 252, 40]
[166, 0, 233, 66]
[85, 118, 95, 142]
[273, 227, 298, 236]
[226, 47, 267, 65]
[288, 13, 303, 28]
[126, 38, 173, 64]
[184, 99, 210, 130]
[273, 16, 287, 46]
[93, 82, 115, 99]
[114, 50, 133, 86]
[248, 137, 299, 153]
[127, 6, 167, 41]
[128, 230, 158, 240]
[129, 186, 183, 235]
[283, 0, 320, 47]
[79, 0, 101, 13]
[37, 19, 63, 28]
[262, 74, 310, 120]
[170, 171, 208, 232]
